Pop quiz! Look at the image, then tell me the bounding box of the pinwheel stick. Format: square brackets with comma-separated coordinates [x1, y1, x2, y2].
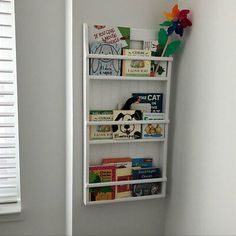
[153, 39, 169, 76]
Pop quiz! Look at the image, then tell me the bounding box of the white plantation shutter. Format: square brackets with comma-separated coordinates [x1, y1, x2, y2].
[0, 0, 21, 214]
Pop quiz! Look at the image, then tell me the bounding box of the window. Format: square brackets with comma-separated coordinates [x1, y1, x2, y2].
[0, 0, 21, 214]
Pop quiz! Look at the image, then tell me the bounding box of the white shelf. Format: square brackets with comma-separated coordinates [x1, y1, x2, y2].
[86, 177, 167, 188]
[86, 194, 165, 205]
[89, 75, 168, 81]
[87, 53, 173, 61]
[89, 138, 165, 144]
[87, 120, 169, 126]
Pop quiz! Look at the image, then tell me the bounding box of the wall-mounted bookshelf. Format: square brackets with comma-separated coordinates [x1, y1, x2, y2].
[83, 23, 172, 205]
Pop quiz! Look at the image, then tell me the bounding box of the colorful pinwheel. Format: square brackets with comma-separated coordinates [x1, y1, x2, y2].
[160, 4, 192, 37]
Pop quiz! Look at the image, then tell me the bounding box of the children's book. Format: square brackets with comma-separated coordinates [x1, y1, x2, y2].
[90, 42, 122, 76]
[132, 182, 161, 197]
[132, 93, 163, 113]
[122, 49, 151, 77]
[102, 157, 132, 198]
[132, 167, 161, 180]
[89, 165, 116, 201]
[142, 113, 164, 139]
[112, 110, 142, 140]
[89, 110, 113, 140]
[143, 40, 167, 77]
[89, 25, 130, 49]
[130, 103, 151, 113]
[132, 157, 153, 168]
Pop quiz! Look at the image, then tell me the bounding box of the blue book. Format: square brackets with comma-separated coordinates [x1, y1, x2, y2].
[132, 93, 163, 113]
[132, 167, 161, 180]
[90, 42, 122, 76]
[132, 157, 153, 168]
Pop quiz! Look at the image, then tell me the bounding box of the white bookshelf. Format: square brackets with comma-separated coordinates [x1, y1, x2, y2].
[83, 23, 172, 205]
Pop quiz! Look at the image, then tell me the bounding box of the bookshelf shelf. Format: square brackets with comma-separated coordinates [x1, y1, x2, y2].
[89, 75, 168, 81]
[89, 138, 165, 144]
[83, 23, 172, 205]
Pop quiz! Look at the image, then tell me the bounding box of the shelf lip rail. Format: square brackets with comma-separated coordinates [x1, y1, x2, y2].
[89, 138, 166, 144]
[87, 119, 169, 126]
[87, 54, 173, 61]
[89, 75, 168, 81]
[86, 177, 167, 188]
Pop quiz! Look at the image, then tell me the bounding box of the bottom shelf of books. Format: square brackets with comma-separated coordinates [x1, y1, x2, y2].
[86, 157, 166, 205]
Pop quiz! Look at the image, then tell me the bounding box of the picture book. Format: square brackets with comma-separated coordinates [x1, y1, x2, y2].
[122, 49, 151, 77]
[132, 93, 163, 113]
[90, 42, 122, 76]
[130, 103, 151, 113]
[142, 113, 165, 139]
[143, 40, 167, 77]
[132, 182, 161, 197]
[89, 110, 113, 140]
[132, 167, 161, 180]
[132, 157, 153, 168]
[89, 25, 130, 49]
[102, 157, 132, 198]
[89, 165, 116, 201]
[112, 110, 142, 140]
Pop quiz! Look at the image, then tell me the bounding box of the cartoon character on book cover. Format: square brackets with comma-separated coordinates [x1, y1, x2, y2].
[112, 110, 142, 139]
[90, 42, 122, 76]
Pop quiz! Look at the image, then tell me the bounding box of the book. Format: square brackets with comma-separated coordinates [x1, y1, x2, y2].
[132, 167, 161, 180]
[102, 157, 132, 198]
[122, 49, 151, 77]
[89, 110, 113, 140]
[143, 40, 167, 77]
[130, 103, 151, 113]
[132, 93, 163, 113]
[112, 110, 142, 139]
[89, 25, 130, 49]
[132, 167, 162, 197]
[132, 182, 162, 197]
[90, 41, 122, 76]
[132, 157, 153, 168]
[142, 112, 164, 139]
[89, 165, 116, 201]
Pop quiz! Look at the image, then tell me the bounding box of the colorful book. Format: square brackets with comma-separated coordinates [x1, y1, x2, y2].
[132, 93, 163, 113]
[89, 25, 130, 49]
[132, 157, 153, 168]
[90, 42, 122, 76]
[102, 157, 132, 198]
[142, 113, 165, 139]
[143, 40, 167, 77]
[89, 165, 116, 201]
[89, 110, 113, 140]
[112, 110, 142, 139]
[132, 182, 161, 197]
[132, 167, 161, 180]
[122, 49, 151, 77]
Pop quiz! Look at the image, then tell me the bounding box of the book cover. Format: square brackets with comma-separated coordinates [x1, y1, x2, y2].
[112, 110, 142, 140]
[89, 165, 116, 201]
[102, 157, 132, 198]
[132, 157, 153, 168]
[90, 42, 122, 76]
[142, 112, 165, 139]
[143, 40, 167, 77]
[132, 93, 163, 113]
[122, 49, 151, 77]
[132, 182, 162, 197]
[132, 167, 161, 180]
[130, 103, 151, 113]
[89, 25, 130, 49]
[89, 110, 113, 140]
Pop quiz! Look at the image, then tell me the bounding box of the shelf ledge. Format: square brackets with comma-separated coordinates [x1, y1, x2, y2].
[86, 177, 167, 188]
[89, 138, 165, 144]
[87, 54, 173, 61]
[89, 75, 168, 81]
[87, 120, 169, 126]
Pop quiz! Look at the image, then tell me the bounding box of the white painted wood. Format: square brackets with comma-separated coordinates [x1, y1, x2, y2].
[83, 23, 172, 205]
[86, 177, 167, 188]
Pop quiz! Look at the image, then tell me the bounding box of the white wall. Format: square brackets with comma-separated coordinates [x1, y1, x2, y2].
[73, 0, 173, 235]
[165, 0, 236, 235]
[0, 0, 66, 235]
